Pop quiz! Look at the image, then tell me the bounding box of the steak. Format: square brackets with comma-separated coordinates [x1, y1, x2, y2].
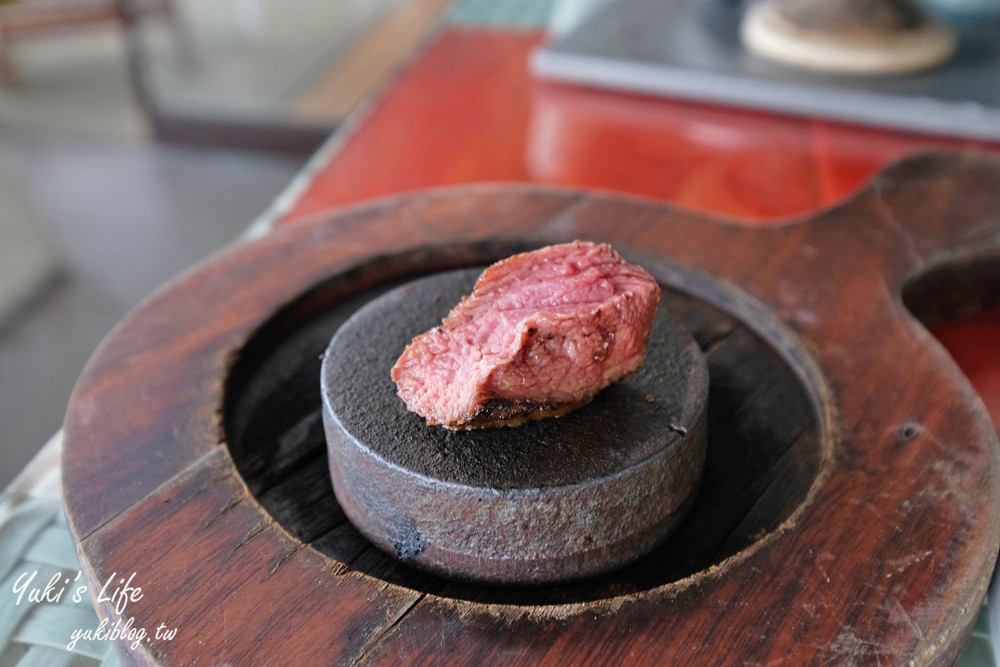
[391, 242, 661, 429]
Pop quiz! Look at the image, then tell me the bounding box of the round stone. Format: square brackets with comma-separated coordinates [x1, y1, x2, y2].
[320, 268, 709, 585]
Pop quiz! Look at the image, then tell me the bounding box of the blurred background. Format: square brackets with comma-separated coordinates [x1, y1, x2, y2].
[0, 0, 462, 487]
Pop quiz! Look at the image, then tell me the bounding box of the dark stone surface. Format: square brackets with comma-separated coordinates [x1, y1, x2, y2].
[322, 268, 705, 490]
[321, 268, 710, 584]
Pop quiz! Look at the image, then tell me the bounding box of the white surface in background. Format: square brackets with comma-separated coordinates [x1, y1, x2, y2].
[550, 0, 612, 35]
[140, 0, 400, 122]
[0, 165, 57, 327]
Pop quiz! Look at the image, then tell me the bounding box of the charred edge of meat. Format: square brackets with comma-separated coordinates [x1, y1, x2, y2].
[438, 397, 594, 431]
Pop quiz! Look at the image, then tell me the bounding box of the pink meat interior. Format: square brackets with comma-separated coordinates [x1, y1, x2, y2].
[391, 241, 661, 428]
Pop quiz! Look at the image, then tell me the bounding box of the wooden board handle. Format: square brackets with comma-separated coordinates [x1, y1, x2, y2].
[864, 151, 1000, 277]
[853, 151, 1000, 323]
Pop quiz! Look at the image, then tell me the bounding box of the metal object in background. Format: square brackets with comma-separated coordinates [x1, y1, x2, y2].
[533, 0, 1000, 141]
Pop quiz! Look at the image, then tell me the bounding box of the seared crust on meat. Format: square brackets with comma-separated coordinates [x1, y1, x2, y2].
[391, 241, 660, 429]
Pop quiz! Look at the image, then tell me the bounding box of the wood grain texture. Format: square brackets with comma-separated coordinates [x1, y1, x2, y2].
[63, 153, 1000, 665]
[79, 448, 422, 666]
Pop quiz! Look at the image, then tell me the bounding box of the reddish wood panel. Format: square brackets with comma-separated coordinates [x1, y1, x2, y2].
[525, 83, 825, 220]
[278, 27, 1000, 224]
[282, 30, 540, 220]
[932, 310, 1000, 425]
[812, 120, 997, 203]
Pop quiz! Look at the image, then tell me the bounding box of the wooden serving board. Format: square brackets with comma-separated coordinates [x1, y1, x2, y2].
[63, 152, 1000, 665]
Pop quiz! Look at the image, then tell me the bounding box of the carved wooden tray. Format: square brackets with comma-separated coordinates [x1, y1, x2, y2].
[63, 153, 1000, 665]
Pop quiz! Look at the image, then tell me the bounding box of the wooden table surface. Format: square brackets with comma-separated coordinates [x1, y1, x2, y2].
[275, 25, 1000, 425]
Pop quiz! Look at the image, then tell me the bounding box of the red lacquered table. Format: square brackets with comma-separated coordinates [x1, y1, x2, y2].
[275, 26, 1000, 427]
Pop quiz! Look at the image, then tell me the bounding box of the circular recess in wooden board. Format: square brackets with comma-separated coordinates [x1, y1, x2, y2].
[63, 154, 1000, 665]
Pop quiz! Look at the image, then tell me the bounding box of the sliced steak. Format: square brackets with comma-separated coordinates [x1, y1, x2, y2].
[391, 241, 661, 429]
